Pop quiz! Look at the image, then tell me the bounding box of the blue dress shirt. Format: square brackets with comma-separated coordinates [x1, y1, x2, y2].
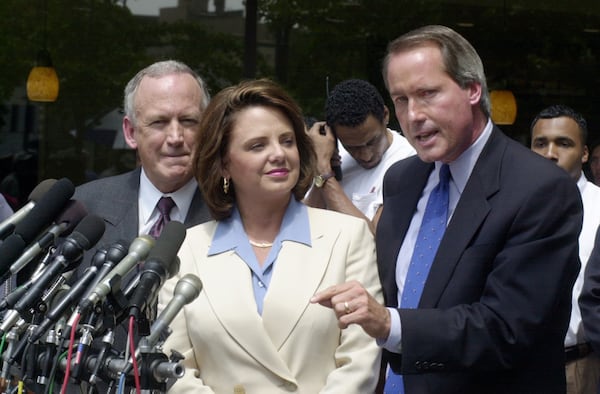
[207, 197, 312, 314]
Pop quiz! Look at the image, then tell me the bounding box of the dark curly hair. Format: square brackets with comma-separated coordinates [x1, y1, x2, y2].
[530, 104, 588, 144]
[325, 79, 386, 132]
[194, 79, 317, 220]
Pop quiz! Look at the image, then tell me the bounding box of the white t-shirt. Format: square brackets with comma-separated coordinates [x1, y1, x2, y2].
[338, 129, 415, 220]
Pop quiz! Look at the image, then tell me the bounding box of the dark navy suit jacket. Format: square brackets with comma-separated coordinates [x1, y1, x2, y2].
[376, 127, 582, 394]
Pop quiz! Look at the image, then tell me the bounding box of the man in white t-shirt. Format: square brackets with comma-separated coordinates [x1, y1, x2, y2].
[305, 79, 415, 233]
[530, 104, 600, 394]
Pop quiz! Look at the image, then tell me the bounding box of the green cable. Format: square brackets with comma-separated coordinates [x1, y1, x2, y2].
[0, 332, 7, 356]
[47, 350, 68, 394]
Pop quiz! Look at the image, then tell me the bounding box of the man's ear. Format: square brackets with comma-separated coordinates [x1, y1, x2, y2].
[122, 117, 138, 149]
[468, 82, 482, 106]
[582, 145, 590, 164]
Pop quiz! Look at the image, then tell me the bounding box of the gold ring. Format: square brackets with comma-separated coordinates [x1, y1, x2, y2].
[344, 301, 351, 314]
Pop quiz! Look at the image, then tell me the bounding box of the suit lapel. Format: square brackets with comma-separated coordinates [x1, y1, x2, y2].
[184, 188, 211, 227]
[420, 129, 505, 307]
[261, 210, 332, 349]
[101, 169, 140, 241]
[190, 229, 296, 381]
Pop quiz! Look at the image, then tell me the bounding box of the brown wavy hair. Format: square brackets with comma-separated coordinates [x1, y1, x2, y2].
[194, 79, 317, 220]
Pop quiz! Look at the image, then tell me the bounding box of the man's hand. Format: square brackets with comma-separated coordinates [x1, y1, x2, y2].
[307, 121, 336, 174]
[311, 280, 391, 340]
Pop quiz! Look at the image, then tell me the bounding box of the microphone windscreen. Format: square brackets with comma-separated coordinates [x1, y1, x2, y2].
[55, 200, 88, 237]
[0, 236, 26, 269]
[147, 221, 186, 265]
[69, 215, 105, 251]
[15, 178, 75, 242]
[27, 179, 57, 203]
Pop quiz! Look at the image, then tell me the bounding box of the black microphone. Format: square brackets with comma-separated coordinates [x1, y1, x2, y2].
[124, 273, 202, 376]
[78, 234, 155, 313]
[128, 221, 185, 319]
[0, 178, 57, 240]
[28, 253, 106, 344]
[143, 273, 202, 349]
[81, 240, 129, 301]
[0, 178, 75, 278]
[6, 200, 88, 282]
[10, 215, 105, 320]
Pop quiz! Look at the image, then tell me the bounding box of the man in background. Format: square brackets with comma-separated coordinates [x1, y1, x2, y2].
[71, 60, 212, 391]
[530, 104, 600, 394]
[305, 79, 415, 232]
[75, 59, 211, 255]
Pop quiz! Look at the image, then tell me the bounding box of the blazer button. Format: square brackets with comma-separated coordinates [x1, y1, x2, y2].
[415, 361, 422, 370]
[421, 361, 430, 370]
[233, 384, 246, 394]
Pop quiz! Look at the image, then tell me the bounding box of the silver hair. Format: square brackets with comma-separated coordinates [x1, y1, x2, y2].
[123, 60, 210, 127]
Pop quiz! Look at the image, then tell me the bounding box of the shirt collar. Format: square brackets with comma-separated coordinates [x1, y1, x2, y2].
[209, 197, 311, 255]
[438, 119, 493, 194]
[577, 172, 588, 194]
[139, 168, 198, 224]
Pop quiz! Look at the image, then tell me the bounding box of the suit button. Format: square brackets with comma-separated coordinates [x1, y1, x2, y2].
[421, 361, 430, 370]
[415, 361, 422, 370]
[233, 384, 245, 394]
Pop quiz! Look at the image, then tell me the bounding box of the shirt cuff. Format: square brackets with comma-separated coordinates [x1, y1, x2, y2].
[376, 307, 402, 353]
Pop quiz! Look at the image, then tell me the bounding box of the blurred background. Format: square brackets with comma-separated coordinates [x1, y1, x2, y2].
[1, 0, 599, 208]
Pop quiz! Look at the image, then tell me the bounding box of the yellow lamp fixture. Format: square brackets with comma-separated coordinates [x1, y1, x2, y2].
[27, 49, 59, 102]
[490, 90, 517, 125]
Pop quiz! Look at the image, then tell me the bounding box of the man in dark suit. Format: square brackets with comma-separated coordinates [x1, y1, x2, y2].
[312, 25, 582, 394]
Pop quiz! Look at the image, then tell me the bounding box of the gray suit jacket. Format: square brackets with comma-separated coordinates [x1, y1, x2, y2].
[74, 167, 210, 251]
[67, 167, 210, 390]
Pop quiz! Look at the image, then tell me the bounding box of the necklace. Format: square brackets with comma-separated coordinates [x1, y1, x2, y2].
[249, 239, 273, 248]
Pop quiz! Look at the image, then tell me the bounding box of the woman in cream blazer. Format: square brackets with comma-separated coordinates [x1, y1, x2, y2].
[159, 79, 382, 393]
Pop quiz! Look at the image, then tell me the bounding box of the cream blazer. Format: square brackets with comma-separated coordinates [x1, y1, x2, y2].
[158, 207, 382, 393]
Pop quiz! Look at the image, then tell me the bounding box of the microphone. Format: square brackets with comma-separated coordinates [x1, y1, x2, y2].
[78, 234, 155, 313]
[143, 273, 202, 349]
[123, 274, 202, 376]
[81, 240, 129, 301]
[128, 221, 185, 318]
[11, 214, 105, 319]
[5, 200, 88, 282]
[28, 254, 105, 344]
[0, 178, 57, 240]
[0, 178, 75, 278]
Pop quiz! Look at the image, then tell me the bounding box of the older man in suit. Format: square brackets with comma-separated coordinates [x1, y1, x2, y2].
[75, 60, 211, 250]
[70, 60, 212, 392]
[312, 25, 582, 394]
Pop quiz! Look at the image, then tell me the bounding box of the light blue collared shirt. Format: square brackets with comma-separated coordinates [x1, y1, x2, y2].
[208, 198, 312, 314]
[381, 119, 494, 352]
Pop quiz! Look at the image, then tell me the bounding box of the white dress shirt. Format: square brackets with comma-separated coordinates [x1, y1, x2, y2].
[137, 169, 198, 236]
[565, 174, 600, 347]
